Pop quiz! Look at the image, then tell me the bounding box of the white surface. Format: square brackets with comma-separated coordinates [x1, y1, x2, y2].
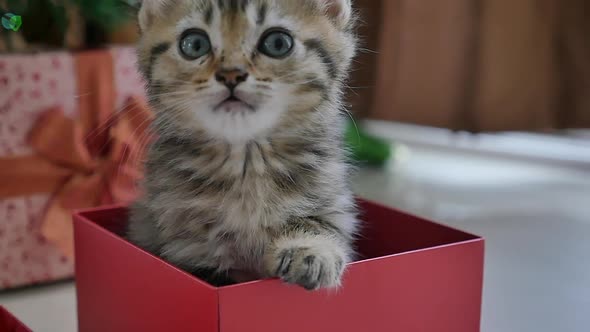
[0, 282, 76, 332]
[364, 120, 590, 169]
[1, 127, 590, 332]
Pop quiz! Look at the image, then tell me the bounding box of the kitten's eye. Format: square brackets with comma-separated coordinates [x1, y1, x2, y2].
[179, 29, 211, 60]
[258, 29, 294, 59]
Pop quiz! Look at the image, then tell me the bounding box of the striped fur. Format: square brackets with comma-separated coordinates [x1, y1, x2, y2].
[129, 0, 358, 290]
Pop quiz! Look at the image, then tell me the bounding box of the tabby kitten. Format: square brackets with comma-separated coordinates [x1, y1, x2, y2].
[128, 0, 358, 290]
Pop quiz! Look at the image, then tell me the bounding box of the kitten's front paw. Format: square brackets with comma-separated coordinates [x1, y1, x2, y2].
[266, 238, 347, 290]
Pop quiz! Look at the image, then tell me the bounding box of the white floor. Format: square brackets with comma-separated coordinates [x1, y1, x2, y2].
[1, 125, 590, 332]
[355, 145, 590, 332]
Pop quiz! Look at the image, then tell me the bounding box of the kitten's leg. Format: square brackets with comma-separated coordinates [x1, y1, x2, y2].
[264, 215, 356, 290]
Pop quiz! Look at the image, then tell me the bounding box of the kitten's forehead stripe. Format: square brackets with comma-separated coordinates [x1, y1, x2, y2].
[256, 3, 268, 25]
[229, 0, 239, 12]
[216, 0, 248, 12]
[215, 0, 254, 13]
[240, 0, 251, 12]
[204, 3, 214, 25]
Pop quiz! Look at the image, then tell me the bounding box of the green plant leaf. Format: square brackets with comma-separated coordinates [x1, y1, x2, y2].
[75, 0, 134, 31]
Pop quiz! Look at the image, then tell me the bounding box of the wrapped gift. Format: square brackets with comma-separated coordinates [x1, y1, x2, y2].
[0, 47, 151, 290]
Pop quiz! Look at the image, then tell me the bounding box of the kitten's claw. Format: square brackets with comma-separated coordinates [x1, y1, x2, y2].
[267, 240, 346, 290]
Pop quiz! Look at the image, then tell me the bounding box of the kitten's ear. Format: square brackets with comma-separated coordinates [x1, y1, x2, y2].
[138, 0, 175, 31]
[318, 0, 353, 28]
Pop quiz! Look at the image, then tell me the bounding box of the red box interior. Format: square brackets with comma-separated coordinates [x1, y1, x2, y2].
[0, 307, 32, 332]
[78, 200, 478, 266]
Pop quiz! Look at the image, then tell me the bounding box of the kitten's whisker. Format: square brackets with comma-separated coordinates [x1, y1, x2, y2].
[116, 115, 155, 187]
[84, 102, 145, 154]
[343, 85, 360, 97]
[342, 108, 361, 144]
[128, 98, 193, 169]
[268, 70, 312, 82]
[357, 47, 379, 54]
[293, 79, 322, 85]
[148, 91, 193, 99]
[73, 92, 94, 99]
[147, 94, 196, 106]
[130, 128, 156, 172]
[82, 92, 149, 143]
[155, 99, 200, 126]
[150, 78, 201, 85]
[100, 104, 152, 155]
[345, 85, 372, 90]
[273, 72, 303, 81]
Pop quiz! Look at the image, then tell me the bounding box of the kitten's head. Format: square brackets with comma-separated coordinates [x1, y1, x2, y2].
[137, 0, 356, 142]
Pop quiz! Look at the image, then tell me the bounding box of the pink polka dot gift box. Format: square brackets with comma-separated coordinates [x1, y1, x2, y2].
[0, 48, 151, 290]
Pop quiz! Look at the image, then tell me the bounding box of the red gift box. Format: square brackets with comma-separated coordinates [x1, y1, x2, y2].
[0, 307, 32, 332]
[73, 200, 484, 332]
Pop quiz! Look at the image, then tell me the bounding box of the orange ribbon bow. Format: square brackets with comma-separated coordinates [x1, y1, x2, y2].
[0, 51, 153, 258]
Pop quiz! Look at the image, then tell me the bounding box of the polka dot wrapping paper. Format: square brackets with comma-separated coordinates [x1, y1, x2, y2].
[0, 47, 146, 290]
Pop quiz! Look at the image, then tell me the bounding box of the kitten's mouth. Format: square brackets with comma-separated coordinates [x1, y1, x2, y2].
[214, 95, 255, 112]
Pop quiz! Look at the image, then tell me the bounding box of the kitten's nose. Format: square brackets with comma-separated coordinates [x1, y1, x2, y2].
[215, 68, 249, 91]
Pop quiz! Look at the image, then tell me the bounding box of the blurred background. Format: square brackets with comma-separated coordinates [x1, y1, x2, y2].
[1, 1, 589, 332]
[352, 0, 590, 131]
[2, 0, 590, 129]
